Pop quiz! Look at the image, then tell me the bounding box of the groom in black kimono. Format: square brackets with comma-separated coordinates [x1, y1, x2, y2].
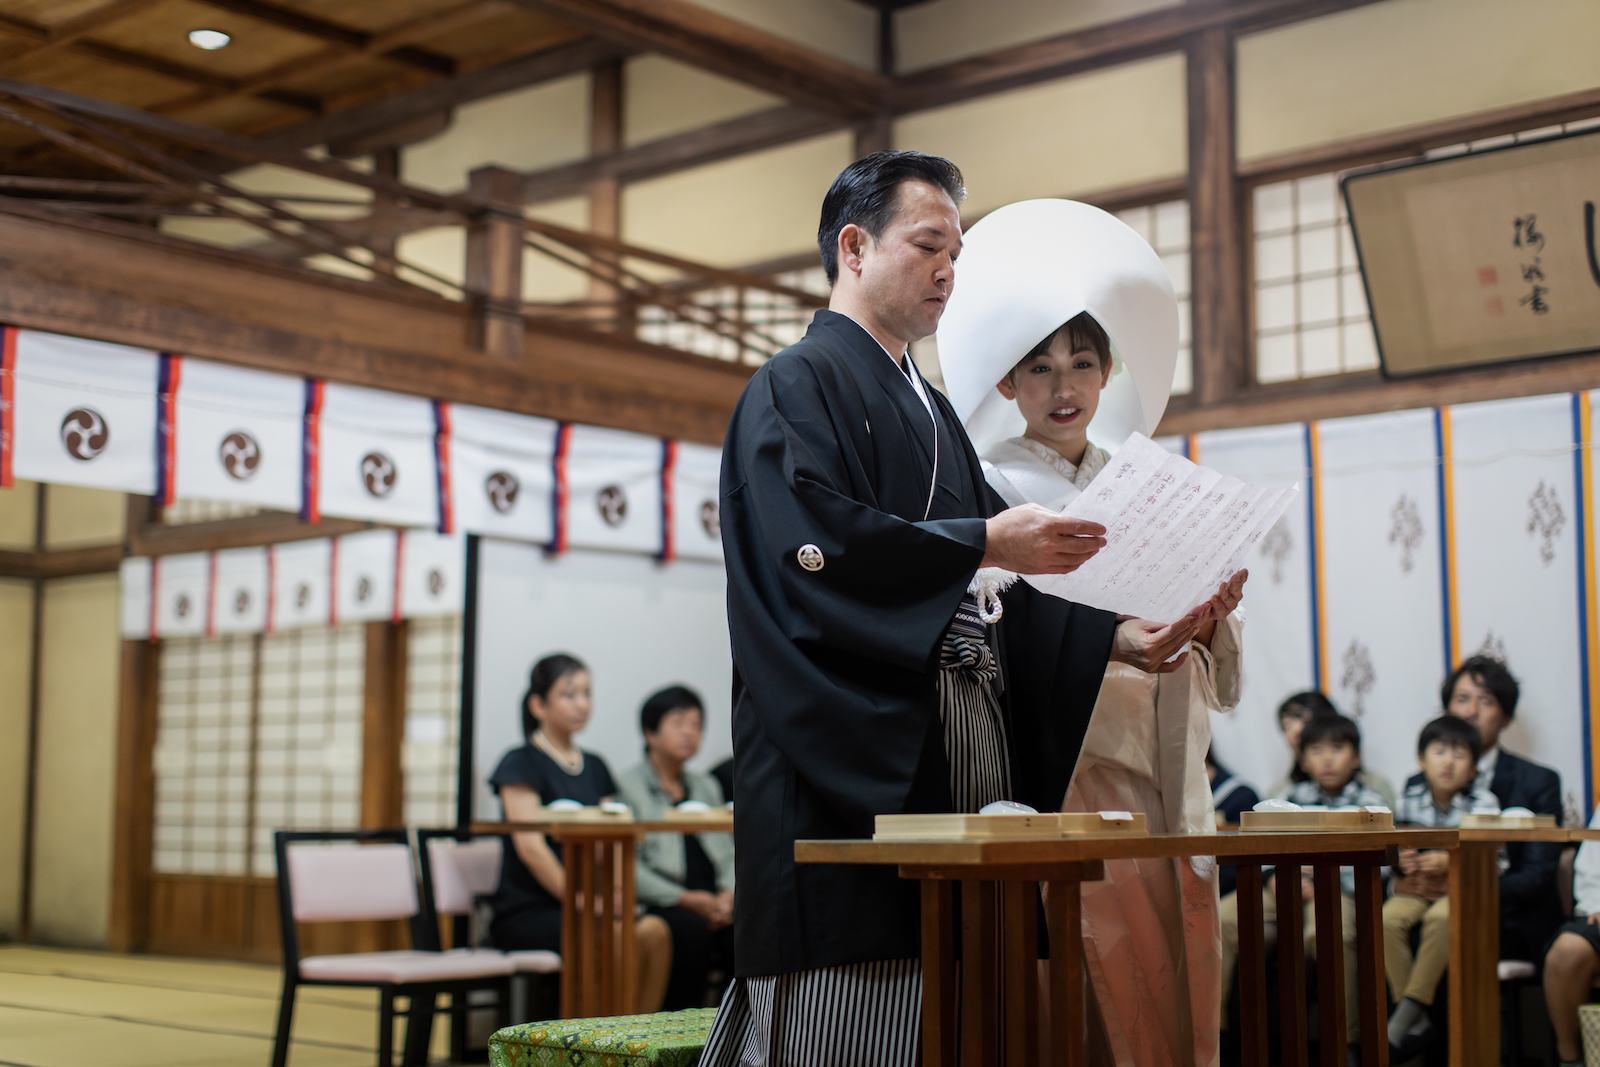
[702, 152, 1198, 1066]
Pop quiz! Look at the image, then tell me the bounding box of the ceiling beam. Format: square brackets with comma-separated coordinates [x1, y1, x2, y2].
[3, 0, 168, 61]
[892, 0, 1386, 114]
[257, 36, 630, 152]
[509, 0, 887, 117]
[193, 0, 457, 76]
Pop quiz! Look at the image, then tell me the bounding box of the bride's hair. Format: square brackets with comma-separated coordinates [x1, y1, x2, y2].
[1006, 311, 1111, 381]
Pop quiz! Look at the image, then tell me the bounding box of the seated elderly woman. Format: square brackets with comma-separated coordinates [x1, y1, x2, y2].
[616, 685, 736, 1010]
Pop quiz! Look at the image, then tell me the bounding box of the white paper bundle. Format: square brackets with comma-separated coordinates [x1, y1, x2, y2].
[169, 356, 304, 511]
[668, 441, 723, 562]
[399, 530, 465, 617]
[563, 425, 664, 555]
[334, 528, 398, 623]
[154, 552, 210, 638]
[5, 329, 159, 493]
[444, 403, 557, 544]
[270, 538, 332, 630]
[1028, 433, 1299, 621]
[120, 556, 153, 639]
[314, 382, 438, 528]
[212, 546, 269, 634]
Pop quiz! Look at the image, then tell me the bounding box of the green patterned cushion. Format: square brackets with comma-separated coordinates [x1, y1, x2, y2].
[489, 1008, 717, 1067]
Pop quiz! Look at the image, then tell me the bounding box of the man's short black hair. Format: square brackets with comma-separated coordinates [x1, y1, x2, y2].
[640, 684, 704, 737]
[1441, 654, 1520, 720]
[1299, 712, 1361, 755]
[1417, 714, 1483, 762]
[1278, 690, 1337, 725]
[817, 151, 966, 284]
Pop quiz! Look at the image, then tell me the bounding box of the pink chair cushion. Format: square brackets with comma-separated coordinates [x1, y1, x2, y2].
[507, 949, 563, 973]
[1498, 960, 1537, 981]
[300, 948, 515, 983]
[427, 838, 503, 915]
[288, 843, 418, 923]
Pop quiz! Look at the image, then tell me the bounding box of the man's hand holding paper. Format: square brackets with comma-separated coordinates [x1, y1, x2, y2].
[981, 503, 1107, 574]
[1024, 433, 1296, 623]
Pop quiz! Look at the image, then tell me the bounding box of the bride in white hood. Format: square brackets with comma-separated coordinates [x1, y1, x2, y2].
[940, 198, 1246, 1067]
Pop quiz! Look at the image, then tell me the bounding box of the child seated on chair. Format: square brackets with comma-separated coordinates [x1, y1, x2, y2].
[1383, 715, 1500, 1057]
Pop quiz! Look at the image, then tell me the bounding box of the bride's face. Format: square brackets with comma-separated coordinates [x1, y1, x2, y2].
[995, 330, 1112, 457]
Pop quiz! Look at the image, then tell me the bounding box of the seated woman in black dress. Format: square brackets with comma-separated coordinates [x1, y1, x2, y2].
[616, 685, 736, 1009]
[486, 653, 671, 1011]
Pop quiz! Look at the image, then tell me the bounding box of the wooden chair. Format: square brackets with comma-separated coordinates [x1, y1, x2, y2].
[270, 828, 515, 1067]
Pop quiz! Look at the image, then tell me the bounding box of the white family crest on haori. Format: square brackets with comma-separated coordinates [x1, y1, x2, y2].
[937, 198, 1180, 457]
[166, 356, 304, 510]
[5, 330, 159, 492]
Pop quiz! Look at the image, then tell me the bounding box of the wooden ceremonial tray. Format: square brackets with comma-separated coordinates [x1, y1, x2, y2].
[541, 806, 634, 823]
[1459, 813, 1558, 829]
[873, 811, 1147, 841]
[1240, 809, 1394, 832]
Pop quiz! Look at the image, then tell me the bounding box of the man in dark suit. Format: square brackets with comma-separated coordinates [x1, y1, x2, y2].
[1442, 654, 1565, 961]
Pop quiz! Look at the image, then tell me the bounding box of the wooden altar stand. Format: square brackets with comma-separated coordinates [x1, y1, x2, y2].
[474, 813, 734, 1018]
[797, 828, 1454, 1067]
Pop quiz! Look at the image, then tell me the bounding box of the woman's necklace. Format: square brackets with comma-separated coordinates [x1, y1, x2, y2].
[532, 730, 584, 775]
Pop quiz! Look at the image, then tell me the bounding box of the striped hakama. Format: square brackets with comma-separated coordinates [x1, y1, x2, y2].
[701, 596, 1010, 1067]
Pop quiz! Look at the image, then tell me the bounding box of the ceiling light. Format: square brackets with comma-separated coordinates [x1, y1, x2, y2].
[188, 29, 231, 50]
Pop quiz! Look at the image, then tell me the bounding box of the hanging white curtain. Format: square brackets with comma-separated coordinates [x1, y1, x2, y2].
[334, 528, 398, 623]
[442, 402, 557, 544]
[270, 538, 332, 631]
[311, 382, 439, 528]
[3, 329, 158, 493]
[165, 356, 304, 511]
[561, 424, 664, 555]
[120, 557, 153, 640]
[153, 552, 210, 638]
[667, 441, 723, 562]
[1316, 409, 1448, 791]
[212, 546, 270, 635]
[1452, 393, 1587, 823]
[1195, 423, 1315, 795]
[399, 530, 465, 617]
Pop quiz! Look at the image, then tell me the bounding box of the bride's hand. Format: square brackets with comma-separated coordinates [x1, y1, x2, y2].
[1109, 613, 1199, 673]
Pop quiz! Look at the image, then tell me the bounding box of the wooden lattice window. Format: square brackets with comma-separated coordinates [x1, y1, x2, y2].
[402, 614, 464, 828]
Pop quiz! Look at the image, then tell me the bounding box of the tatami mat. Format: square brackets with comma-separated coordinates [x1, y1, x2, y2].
[0, 945, 414, 1067]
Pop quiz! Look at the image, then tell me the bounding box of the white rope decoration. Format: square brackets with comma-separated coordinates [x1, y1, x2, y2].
[967, 566, 1019, 624]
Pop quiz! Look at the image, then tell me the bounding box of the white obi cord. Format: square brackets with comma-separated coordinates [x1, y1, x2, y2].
[967, 566, 1019, 624]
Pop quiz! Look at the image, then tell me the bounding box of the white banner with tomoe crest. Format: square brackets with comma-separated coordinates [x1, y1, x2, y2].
[212, 546, 270, 635]
[399, 530, 465, 617]
[312, 382, 438, 528]
[333, 528, 398, 623]
[562, 424, 664, 555]
[442, 402, 556, 544]
[668, 440, 723, 562]
[270, 538, 332, 631]
[167, 356, 303, 512]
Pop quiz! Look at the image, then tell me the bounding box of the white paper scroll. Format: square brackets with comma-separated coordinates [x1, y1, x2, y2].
[1026, 433, 1299, 622]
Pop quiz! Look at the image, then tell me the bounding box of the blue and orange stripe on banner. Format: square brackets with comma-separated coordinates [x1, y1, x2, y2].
[549, 423, 572, 554]
[0, 326, 15, 488]
[1305, 422, 1328, 692]
[434, 401, 454, 534]
[155, 354, 182, 507]
[660, 438, 678, 562]
[300, 379, 324, 523]
[1573, 392, 1600, 812]
[1433, 408, 1459, 672]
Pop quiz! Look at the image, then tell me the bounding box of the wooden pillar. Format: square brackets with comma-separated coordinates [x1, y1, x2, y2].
[360, 620, 407, 830]
[853, 5, 893, 158]
[465, 165, 526, 360]
[1186, 24, 1248, 405]
[107, 639, 160, 952]
[588, 59, 627, 331]
[369, 146, 400, 277]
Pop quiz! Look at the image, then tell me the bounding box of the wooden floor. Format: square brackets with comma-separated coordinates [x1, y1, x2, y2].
[0, 945, 399, 1067]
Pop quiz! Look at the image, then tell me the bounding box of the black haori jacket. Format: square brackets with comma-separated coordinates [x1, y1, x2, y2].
[720, 310, 1117, 977]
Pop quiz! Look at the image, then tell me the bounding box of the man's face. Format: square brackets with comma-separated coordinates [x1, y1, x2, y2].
[1447, 673, 1506, 753]
[843, 179, 962, 345]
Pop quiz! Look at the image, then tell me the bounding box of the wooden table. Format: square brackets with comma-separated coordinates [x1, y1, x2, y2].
[797, 829, 1454, 1067]
[473, 816, 734, 1017]
[1450, 827, 1600, 1067]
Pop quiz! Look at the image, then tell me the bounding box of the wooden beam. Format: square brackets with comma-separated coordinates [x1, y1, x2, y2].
[892, 0, 1385, 114]
[258, 36, 630, 153]
[361, 621, 407, 829]
[3, 0, 168, 60]
[1186, 24, 1247, 406]
[465, 166, 528, 359]
[0, 199, 748, 444]
[519, 103, 838, 203]
[1237, 85, 1600, 185]
[0, 543, 124, 580]
[587, 59, 625, 322]
[107, 639, 160, 953]
[194, 0, 456, 76]
[510, 0, 887, 117]
[1155, 350, 1600, 436]
[128, 507, 372, 559]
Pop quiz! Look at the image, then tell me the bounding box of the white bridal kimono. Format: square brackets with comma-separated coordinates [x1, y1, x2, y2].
[985, 436, 1242, 1067]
